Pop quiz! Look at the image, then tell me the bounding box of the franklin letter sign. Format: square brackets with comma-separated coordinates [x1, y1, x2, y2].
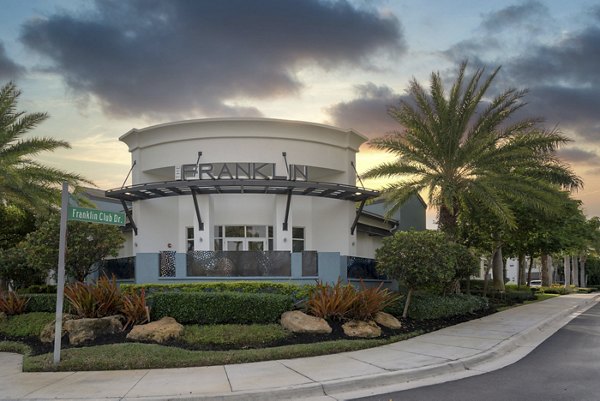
[68, 207, 126, 226]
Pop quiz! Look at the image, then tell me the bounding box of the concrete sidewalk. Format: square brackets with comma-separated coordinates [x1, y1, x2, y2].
[1, 293, 598, 401]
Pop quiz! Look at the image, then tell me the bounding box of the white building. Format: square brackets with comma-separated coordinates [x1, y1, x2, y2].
[103, 118, 426, 284]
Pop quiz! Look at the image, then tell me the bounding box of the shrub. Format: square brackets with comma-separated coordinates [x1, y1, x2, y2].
[121, 289, 149, 329]
[25, 294, 56, 313]
[0, 290, 29, 315]
[539, 285, 571, 295]
[485, 290, 535, 305]
[18, 285, 57, 294]
[0, 247, 47, 290]
[385, 293, 489, 320]
[122, 281, 312, 302]
[376, 231, 457, 317]
[150, 291, 293, 324]
[64, 275, 122, 318]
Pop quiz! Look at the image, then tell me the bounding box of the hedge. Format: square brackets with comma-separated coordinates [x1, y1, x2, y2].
[24, 294, 56, 313]
[385, 293, 489, 320]
[123, 281, 312, 302]
[149, 291, 294, 324]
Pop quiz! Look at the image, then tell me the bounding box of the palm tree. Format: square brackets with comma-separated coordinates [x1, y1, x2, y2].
[365, 62, 581, 290]
[0, 82, 90, 211]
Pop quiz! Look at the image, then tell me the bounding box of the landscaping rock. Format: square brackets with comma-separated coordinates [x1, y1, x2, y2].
[126, 317, 184, 343]
[39, 314, 77, 343]
[342, 320, 381, 338]
[63, 315, 124, 345]
[374, 311, 402, 329]
[280, 310, 332, 334]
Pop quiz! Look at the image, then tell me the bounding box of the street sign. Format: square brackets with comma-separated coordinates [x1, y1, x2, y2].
[67, 206, 126, 226]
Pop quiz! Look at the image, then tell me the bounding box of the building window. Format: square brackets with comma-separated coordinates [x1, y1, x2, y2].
[214, 225, 273, 251]
[292, 227, 305, 252]
[186, 227, 194, 251]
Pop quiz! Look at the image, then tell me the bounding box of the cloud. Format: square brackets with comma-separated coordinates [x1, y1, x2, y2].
[480, 1, 553, 35]
[440, 2, 600, 146]
[20, 0, 404, 120]
[0, 42, 25, 80]
[326, 82, 404, 139]
[557, 147, 600, 163]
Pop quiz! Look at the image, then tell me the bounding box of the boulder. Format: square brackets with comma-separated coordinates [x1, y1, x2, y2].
[63, 315, 124, 345]
[39, 314, 77, 343]
[126, 317, 184, 343]
[280, 310, 332, 334]
[342, 320, 381, 338]
[374, 312, 402, 330]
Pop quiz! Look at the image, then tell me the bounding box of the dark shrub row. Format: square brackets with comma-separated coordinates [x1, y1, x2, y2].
[385, 293, 489, 320]
[150, 291, 293, 324]
[122, 281, 312, 303]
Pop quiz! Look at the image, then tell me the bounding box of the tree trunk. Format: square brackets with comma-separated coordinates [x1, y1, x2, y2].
[483, 255, 493, 296]
[572, 255, 579, 287]
[402, 288, 414, 319]
[518, 253, 526, 287]
[541, 253, 552, 287]
[564, 256, 571, 287]
[580, 255, 587, 287]
[438, 205, 458, 239]
[527, 256, 534, 286]
[492, 246, 505, 292]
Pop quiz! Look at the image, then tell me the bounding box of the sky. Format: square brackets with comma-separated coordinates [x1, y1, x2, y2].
[1, 0, 599, 228]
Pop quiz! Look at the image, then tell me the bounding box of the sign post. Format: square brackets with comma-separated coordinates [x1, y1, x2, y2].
[53, 189, 127, 365]
[53, 182, 69, 365]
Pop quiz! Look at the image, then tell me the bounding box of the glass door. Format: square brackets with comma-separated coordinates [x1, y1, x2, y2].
[225, 239, 267, 251]
[225, 239, 244, 251]
[248, 239, 267, 251]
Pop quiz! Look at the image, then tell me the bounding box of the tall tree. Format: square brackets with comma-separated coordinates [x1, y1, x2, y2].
[365, 62, 581, 291]
[0, 82, 89, 211]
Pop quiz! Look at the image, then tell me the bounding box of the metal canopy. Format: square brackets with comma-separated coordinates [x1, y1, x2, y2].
[105, 179, 379, 203]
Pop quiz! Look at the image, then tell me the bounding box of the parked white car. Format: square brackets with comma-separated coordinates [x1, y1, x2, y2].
[529, 279, 542, 287]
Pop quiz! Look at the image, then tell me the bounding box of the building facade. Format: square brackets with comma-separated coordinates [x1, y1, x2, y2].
[103, 118, 426, 285]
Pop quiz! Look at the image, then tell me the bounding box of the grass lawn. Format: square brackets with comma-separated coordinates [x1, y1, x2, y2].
[0, 312, 54, 337]
[0, 314, 423, 371]
[22, 332, 421, 372]
[182, 323, 291, 348]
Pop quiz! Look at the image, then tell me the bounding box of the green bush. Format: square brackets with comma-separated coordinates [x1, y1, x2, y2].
[24, 294, 56, 313]
[539, 286, 571, 295]
[150, 291, 293, 324]
[18, 285, 57, 294]
[123, 281, 312, 303]
[577, 287, 596, 293]
[503, 290, 536, 304]
[385, 293, 489, 320]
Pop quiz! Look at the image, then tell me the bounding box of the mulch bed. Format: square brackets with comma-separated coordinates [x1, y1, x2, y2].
[1, 308, 495, 356]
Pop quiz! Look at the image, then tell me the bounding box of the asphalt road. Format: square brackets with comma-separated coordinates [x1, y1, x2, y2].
[352, 302, 600, 401]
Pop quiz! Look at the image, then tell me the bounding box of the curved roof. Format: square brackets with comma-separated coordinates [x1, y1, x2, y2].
[120, 117, 369, 142]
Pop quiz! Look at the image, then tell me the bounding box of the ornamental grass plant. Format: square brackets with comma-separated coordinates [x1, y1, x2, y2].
[0, 290, 29, 315]
[64, 275, 122, 318]
[306, 280, 401, 321]
[306, 280, 358, 321]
